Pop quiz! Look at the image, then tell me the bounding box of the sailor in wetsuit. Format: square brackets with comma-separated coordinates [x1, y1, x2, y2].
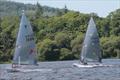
[80, 58, 88, 65]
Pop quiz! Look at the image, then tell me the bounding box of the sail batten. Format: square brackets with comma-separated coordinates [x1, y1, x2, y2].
[13, 11, 37, 65]
[80, 17, 102, 64]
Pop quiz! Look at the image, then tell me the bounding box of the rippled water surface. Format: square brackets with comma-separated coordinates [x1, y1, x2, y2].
[0, 59, 120, 80]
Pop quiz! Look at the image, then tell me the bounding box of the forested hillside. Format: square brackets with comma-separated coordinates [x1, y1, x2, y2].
[0, 0, 66, 17]
[0, 1, 120, 63]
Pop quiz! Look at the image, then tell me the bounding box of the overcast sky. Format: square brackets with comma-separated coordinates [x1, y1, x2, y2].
[10, 0, 120, 17]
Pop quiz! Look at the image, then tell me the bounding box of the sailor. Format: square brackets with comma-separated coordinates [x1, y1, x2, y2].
[80, 58, 87, 65]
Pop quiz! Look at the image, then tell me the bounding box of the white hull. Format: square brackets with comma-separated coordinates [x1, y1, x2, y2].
[73, 63, 113, 68]
[18, 69, 52, 72]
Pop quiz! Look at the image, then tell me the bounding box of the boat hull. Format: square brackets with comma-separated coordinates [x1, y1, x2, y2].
[73, 63, 112, 68]
[6, 68, 53, 73]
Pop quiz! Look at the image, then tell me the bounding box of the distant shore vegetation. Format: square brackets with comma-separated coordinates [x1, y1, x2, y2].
[0, 1, 120, 63]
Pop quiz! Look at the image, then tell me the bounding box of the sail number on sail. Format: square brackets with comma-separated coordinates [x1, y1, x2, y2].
[25, 34, 34, 41]
[91, 37, 99, 43]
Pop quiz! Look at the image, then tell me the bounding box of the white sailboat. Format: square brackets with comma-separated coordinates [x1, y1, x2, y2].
[7, 10, 38, 72]
[7, 10, 54, 73]
[73, 17, 106, 68]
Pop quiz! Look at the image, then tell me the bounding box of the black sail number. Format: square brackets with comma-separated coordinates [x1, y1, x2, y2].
[25, 34, 34, 41]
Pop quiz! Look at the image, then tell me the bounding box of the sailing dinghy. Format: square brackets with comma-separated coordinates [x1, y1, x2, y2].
[73, 17, 109, 68]
[7, 10, 38, 72]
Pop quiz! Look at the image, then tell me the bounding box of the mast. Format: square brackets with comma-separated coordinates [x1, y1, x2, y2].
[12, 10, 37, 65]
[80, 16, 102, 64]
[18, 56, 21, 66]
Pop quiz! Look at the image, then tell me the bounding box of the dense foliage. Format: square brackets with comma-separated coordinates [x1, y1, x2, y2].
[0, 1, 120, 63]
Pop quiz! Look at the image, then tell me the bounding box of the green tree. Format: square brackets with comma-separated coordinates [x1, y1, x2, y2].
[108, 9, 120, 36]
[60, 48, 75, 60]
[37, 39, 60, 61]
[71, 33, 84, 59]
[63, 5, 68, 14]
[55, 32, 70, 48]
[35, 2, 43, 18]
[100, 36, 120, 58]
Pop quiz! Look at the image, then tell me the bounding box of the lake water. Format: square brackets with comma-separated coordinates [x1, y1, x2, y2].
[0, 59, 120, 80]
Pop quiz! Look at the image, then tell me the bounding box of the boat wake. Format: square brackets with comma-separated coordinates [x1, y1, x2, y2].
[73, 63, 113, 68]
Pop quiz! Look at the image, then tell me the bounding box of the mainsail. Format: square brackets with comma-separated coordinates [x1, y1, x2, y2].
[13, 11, 37, 65]
[80, 17, 102, 64]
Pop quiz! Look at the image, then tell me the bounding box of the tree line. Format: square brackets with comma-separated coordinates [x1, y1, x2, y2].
[0, 2, 120, 63]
